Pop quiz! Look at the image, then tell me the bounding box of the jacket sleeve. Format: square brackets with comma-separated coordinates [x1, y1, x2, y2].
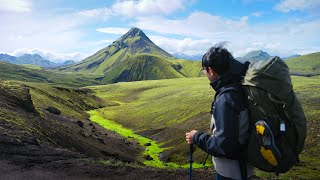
[192, 93, 240, 158]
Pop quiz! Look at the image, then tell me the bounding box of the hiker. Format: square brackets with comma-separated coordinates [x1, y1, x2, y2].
[186, 43, 253, 180]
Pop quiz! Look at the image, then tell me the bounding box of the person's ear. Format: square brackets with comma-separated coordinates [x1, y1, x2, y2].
[207, 67, 216, 76]
[207, 67, 217, 76]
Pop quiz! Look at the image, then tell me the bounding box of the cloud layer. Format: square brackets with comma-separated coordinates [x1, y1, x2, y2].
[1, 0, 319, 61]
[8, 48, 84, 62]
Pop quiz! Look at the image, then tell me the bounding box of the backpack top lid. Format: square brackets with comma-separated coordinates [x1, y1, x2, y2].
[243, 56, 293, 101]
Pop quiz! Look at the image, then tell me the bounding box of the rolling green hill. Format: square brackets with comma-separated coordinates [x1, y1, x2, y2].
[0, 61, 99, 87]
[57, 27, 201, 83]
[286, 52, 320, 74]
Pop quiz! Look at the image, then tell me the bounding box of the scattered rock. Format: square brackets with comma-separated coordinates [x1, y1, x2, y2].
[125, 141, 131, 145]
[45, 106, 61, 115]
[89, 123, 93, 126]
[92, 133, 98, 139]
[76, 121, 84, 128]
[144, 142, 151, 146]
[144, 155, 153, 161]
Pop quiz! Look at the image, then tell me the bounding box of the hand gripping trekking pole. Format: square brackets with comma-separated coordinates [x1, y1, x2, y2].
[189, 144, 193, 180]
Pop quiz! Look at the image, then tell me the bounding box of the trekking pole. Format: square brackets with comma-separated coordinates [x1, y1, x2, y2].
[189, 144, 193, 180]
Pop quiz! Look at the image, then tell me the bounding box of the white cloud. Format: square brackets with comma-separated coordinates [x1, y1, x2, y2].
[134, 12, 248, 38]
[149, 35, 213, 55]
[9, 48, 85, 62]
[275, 0, 320, 13]
[77, 8, 112, 20]
[74, 0, 189, 20]
[132, 11, 320, 57]
[0, 0, 32, 13]
[96, 27, 130, 34]
[0, 9, 100, 59]
[112, 0, 187, 17]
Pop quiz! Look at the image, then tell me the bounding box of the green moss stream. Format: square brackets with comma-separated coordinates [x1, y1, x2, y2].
[88, 109, 208, 169]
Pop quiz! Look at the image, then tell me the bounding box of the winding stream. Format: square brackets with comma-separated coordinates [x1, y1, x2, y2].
[88, 109, 207, 169]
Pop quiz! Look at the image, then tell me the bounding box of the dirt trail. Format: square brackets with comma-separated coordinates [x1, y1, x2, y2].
[0, 158, 215, 180]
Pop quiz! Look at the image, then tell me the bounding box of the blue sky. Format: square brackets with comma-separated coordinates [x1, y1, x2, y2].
[0, 0, 319, 62]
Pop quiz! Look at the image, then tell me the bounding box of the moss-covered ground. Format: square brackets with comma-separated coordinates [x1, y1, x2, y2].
[87, 76, 320, 179]
[88, 109, 208, 169]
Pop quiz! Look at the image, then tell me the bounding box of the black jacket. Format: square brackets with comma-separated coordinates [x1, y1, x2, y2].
[193, 59, 250, 159]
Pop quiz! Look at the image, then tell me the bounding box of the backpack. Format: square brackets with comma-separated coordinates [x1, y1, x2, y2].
[242, 56, 307, 173]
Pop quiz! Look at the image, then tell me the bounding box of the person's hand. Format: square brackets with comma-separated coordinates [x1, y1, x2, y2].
[185, 130, 198, 144]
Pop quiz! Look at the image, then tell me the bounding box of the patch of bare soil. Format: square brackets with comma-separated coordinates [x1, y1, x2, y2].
[0, 158, 215, 180]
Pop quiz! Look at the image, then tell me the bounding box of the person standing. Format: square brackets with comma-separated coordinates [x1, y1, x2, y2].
[186, 43, 253, 180]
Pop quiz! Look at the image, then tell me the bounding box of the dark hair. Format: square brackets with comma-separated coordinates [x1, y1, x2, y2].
[202, 42, 233, 75]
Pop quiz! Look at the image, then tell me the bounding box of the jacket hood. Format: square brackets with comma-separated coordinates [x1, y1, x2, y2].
[210, 59, 249, 92]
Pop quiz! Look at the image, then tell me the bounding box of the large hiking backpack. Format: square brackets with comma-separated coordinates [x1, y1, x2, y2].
[242, 56, 307, 173]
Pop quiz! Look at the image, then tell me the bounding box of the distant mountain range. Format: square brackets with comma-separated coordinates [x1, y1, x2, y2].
[58, 27, 201, 83]
[0, 53, 75, 68]
[283, 54, 301, 60]
[236, 50, 272, 63]
[172, 52, 202, 61]
[1, 27, 318, 84]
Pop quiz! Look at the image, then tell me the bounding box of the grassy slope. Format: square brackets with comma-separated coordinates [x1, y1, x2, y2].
[286, 52, 320, 74]
[87, 76, 320, 179]
[0, 80, 142, 166]
[0, 61, 99, 87]
[171, 59, 202, 77]
[100, 54, 200, 84]
[88, 77, 213, 164]
[57, 49, 201, 84]
[21, 64, 43, 70]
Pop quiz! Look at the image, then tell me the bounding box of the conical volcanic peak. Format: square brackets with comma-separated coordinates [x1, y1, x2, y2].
[58, 27, 174, 75]
[112, 27, 163, 55]
[122, 27, 149, 40]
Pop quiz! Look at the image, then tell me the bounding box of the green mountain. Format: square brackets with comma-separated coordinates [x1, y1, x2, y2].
[237, 50, 272, 63]
[286, 52, 320, 74]
[58, 27, 201, 83]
